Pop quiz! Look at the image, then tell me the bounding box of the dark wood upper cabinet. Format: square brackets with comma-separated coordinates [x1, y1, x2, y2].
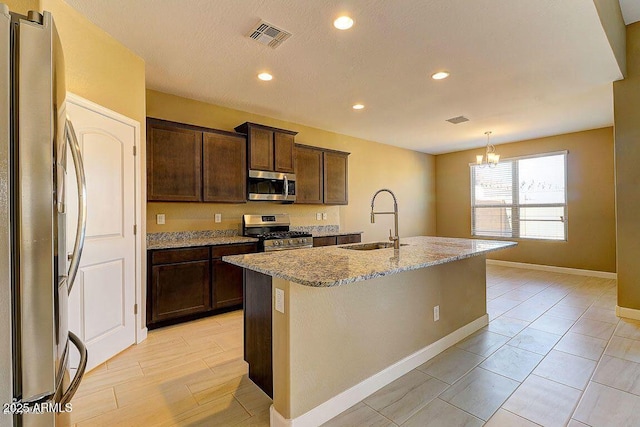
[235, 122, 297, 173]
[147, 118, 248, 203]
[248, 127, 274, 171]
[324, 151, 349, 205]
[274, 132, 295, 173]
[294, 145, 324, 204]
[203, 131, 247, 203]
[295, 143, 349, 205]
[147, 119, 202, 201]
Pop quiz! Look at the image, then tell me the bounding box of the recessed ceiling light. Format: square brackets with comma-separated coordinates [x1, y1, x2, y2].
[334, 16, 354, 30]
[352, 104, 365, 110]
[431, 71, 450, 80]
[257, 72, 273, 81]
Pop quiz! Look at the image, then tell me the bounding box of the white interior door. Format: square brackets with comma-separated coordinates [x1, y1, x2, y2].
[66, 96, 137, 371]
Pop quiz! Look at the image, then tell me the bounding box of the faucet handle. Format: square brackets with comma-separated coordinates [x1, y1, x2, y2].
[388, 229, 395, 241]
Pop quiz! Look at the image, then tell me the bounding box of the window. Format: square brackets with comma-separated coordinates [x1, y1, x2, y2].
[471, 152, 567, 240]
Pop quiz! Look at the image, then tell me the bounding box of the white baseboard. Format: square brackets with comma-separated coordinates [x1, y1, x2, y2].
[486, 259, 617, 280]
[270, 314, 489, 427]
[616, 306, 640, 321]
[136, 327, 148, 344]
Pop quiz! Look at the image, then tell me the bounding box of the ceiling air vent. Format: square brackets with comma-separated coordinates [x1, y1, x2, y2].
[247, 20, 292, 49]
[446, 116, 469, 124]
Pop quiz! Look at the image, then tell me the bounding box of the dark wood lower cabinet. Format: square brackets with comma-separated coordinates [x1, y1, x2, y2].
[244, 269, 273, 398]
[147, 242, 257, 329]
[151, 260, 211, 323]
[313, 233, 361, 247]
[337, 234, 361, 244]
[313, 236, 337, 247]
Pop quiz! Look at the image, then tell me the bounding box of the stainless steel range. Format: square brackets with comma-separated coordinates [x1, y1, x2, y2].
[243, 214, 313, 251]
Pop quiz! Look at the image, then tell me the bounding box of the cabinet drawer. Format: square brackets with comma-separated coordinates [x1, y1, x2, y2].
[313, 236, 337, 247]
[151, 247, 210, 265]
[212, 243, 258, 259]
[337, 234, 361, 245]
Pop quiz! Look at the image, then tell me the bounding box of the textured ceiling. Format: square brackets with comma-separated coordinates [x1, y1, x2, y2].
[64, 0, 624, 154]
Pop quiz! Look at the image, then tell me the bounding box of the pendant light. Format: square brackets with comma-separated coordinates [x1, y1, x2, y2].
[476, 131, 500, 168]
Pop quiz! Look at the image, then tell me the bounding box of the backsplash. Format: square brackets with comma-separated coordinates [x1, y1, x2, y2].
[146, 202, 342, 233]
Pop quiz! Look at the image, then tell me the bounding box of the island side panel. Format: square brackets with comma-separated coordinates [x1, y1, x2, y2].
[243, 269, 274, 397]
[274, 255, 487, 420]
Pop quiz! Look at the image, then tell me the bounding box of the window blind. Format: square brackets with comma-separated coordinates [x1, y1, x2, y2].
[470, 152, 567, 240]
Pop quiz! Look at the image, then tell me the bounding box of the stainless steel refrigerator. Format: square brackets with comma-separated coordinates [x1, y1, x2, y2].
[1, 4, 88, 427]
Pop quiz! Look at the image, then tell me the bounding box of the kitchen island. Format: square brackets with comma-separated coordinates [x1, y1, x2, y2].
[223, 236, 516, 427]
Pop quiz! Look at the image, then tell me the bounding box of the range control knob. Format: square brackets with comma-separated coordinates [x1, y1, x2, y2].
[289, 239, 293, 244]
[273, 241, 280, 246]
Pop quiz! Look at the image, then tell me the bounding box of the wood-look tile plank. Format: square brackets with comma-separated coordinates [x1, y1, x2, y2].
[502, 374, 581, 427]
[573, 382, 640, 426]
[69, 388, 117, 424]
[363, 370, 447, 425]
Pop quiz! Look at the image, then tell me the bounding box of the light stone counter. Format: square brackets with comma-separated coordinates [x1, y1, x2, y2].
[223, 235, 516, 287]
[147, 230, 257, 250]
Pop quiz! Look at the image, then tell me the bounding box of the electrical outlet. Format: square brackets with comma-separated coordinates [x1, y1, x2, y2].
[275, 288, 285, 313]
[316, 213, 322, 221]
[322, 212, 327, 220]
[214, 213, 222, 223]
[433, 305, 440, 322]
[156, 214, 165, 225]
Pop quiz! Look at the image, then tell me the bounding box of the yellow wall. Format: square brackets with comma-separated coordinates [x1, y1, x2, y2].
[4, 0, 38, 14]
[435, 127, 616, 273]
[614, 22, 640, 310]
[40, 0, 145, 127]
[146, 90, 436, 241]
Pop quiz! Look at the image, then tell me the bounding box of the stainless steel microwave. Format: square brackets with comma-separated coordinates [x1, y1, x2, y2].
[248, 170, 296, 202]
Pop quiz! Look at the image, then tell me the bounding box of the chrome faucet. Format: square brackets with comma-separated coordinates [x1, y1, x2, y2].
[370, 189, 400, 249]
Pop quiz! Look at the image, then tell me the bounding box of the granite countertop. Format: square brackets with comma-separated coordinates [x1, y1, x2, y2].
[312, 230, 364, 237]
[147, 230, 258, 250]
[223, 236, 516, 287]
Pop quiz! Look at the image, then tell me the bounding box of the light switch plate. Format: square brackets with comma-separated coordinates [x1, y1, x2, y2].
[275, 288, 285, 313]
[214, 213, 222, 223]
[156, 214, 165, 225]
[433, 305, 440, 322]
[322, 212, 327, 220]
[316, 213, 322, 221]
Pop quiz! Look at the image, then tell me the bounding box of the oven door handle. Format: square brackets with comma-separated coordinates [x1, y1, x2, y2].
[59, 331, 88, 406]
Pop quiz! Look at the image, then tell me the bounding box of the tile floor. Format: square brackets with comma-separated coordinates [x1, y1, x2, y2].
[325, 265, 640, 427]
[70, 265, 640, 426]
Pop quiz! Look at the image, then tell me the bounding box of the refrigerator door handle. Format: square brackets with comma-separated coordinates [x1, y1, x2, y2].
[64, 118, 87, 295]
[59, 331, 87, 405]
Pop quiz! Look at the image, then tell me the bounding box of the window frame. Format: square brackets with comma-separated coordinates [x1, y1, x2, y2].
[469, 150, 568, 241]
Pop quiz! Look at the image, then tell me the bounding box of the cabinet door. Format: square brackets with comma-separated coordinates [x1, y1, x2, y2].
[274, 132, 295, 173]
[212, 243, 257, 309]
[294, 145, 324, 204]
[150, 260, 211, 323]
[337, 234, 361, 244]
[203, 132, 247, 202]
[248, 127, 274, 171]
[212, 260, 244, 309]
[313, 236, 337, 247]
[147, 121, 202, 201]
[324, 151, 349, 205]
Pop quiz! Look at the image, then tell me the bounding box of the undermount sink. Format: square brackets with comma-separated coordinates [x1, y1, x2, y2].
[341, 242, 408, 251]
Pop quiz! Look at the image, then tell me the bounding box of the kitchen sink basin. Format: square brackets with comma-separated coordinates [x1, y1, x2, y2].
[341, 242, 408, 251]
